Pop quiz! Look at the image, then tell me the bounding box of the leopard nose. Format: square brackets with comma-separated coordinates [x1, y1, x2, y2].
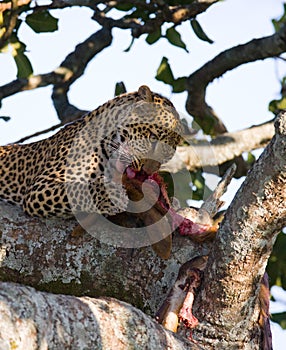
[142, 159, 161, 175]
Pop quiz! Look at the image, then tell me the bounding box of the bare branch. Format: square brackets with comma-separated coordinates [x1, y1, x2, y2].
[0, 73, 64, 101]
[193, 112, 286, 348]
[13, 122, 63, 144]
[200, 163, 237, 217]
[10, 118, 273, 171]
[52, 27, 112, 122]
[186, 23, 286, 135]
[36, 0, 101, 10]
[163, 120, 275, 173]
[0, 282, 201, 349]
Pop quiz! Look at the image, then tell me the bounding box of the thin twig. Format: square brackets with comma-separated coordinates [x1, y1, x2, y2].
[13, 122, 63, 144]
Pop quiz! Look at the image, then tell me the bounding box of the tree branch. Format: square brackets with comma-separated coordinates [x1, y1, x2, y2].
[163, 120, 274, 173]
[51, 27, 112, 123]
[10, 119, 273, 174]
[14, 122, 63, 144]
[0, 27, 112, 123]
[192, 112, 286, 348]
[0, 73, 64, 99]
[6, 117, 273, 179]
[0, 114, 284, 348]
[0, 282, 201, 349]
[0, 199, 213, 315]
[92, 0, 219, 38]
[186, 23, 286, 135]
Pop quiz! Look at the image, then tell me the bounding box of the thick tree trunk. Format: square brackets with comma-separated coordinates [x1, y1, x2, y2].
[192, 112, 286, 348]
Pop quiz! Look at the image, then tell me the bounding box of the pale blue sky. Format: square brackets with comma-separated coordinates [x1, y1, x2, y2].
[0, 0, 286, 347]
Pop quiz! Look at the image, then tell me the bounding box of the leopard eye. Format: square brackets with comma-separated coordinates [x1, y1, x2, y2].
[149, 133, 157, 143]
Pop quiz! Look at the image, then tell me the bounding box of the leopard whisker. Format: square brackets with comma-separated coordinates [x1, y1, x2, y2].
[108, 140, 134, 162]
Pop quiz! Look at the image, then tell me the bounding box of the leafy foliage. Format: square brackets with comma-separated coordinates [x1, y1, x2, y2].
[160, 170, 200, 207]
[0, 8, 58, 78]
[114, 3, 135, 12]
[269, 96, 286, 114]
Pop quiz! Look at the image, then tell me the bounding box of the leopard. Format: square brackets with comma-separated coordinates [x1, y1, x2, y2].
[0, 86, 183, 219]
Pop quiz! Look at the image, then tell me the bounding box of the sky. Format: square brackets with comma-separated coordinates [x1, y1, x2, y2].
[0, 0, 286, 347]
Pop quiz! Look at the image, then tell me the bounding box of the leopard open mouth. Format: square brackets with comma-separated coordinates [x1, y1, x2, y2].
[124, 158, 161, 179]
[121, 161, 215, 237]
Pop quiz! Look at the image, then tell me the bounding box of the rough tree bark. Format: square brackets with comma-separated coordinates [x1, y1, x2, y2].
[0, 199, 212, 315]
[192, 112, 286, 348]
[0, 283, 201, 350]
[0, 112, 285, 349]
[164, 120, 274, 173]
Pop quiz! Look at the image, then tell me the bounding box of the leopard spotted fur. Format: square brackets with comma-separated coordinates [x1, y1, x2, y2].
[0, 86, 182, 218]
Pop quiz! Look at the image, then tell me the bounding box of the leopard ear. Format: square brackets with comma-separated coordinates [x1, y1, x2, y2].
[138, 85, 153, 102]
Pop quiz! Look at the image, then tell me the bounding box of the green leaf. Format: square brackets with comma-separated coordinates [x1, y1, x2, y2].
[269, 96, 286, 114]
[172, 77, 187, 93]
[156, 57, 174, 85]
[246, 152, 256, 166]
[146, 28, 162, 45]
[26, 10, 58, 33]
[10, 37, 33, 78]
[115, 82, 127, 96]
[191, 19, 214, 44]
[0, 116, 11, 122]
[166, 27, 189, 52]
[13, 51, 33, 78]
[272, 3, 286, 32]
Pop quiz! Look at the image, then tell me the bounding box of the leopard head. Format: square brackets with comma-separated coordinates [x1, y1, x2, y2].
[111, 85, 183, 175]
